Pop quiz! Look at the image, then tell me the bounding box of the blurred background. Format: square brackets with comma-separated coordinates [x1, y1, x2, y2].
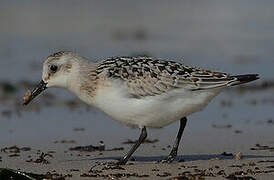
[0, 0, 273, 152]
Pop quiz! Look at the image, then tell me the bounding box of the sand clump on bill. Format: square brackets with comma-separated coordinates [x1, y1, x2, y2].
[22, 90, 31, 104]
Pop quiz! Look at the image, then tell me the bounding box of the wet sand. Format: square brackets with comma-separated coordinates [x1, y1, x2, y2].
[1, 128, 274, 179]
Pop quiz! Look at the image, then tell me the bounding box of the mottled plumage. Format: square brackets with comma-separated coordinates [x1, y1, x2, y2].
[96, 56, 250, 98]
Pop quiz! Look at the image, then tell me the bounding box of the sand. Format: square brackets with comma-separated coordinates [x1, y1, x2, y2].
[1, 127, 274, 180]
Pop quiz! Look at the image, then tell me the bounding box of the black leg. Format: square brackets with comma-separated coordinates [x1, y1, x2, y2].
[162, 117, 187, 163]
[117, 127, 147, 165]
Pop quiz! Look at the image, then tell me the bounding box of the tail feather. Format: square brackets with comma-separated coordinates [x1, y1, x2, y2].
[228, 74, 259, 86]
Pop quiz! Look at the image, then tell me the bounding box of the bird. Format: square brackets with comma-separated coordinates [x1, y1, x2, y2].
[23, 51, 259, 165]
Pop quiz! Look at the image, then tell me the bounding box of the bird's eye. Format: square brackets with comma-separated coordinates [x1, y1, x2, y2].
[49, 65, 58, 73]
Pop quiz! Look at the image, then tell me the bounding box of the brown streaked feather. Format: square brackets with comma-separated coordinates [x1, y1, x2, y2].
[48, 51, 72, 58]
[79, 67, 98, 97]
[47, 51, 73, 63]
[63, 63, 72, 73]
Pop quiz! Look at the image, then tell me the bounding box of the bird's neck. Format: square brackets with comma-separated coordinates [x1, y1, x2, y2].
[67, 60, 99, 105]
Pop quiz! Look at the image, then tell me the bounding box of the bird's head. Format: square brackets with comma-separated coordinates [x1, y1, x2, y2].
[42, 51, 75, 88]
[23, 51, 77, 105]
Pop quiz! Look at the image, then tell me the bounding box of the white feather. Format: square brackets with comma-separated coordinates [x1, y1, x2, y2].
[93, 79, 223, 128]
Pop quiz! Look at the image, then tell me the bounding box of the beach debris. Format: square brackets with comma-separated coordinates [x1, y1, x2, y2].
[248, 162, 256, 166]
[47, 150, 56, 154]
[216, 170, 226, 175]
[257, 160, 274, 163]
[80, 173, 98, 177]
[81, 162, 150, 178]
[46, 172, 72, 179]
[65, 100, 80, 109]
[250, 144, 274, 151]
[168, 176, 205, 180]
[107, 147, 124, 151]
[220, 100, 233, 107]
[247, 99, 258, 105]
[156, 172, 172, 177]
[178, 168, 216, 178]
[1, 110, 12, 118]
[226, 174, 256, 180]
[0, 146, 31, 153]
[54, 140, 76, 144]
[267, 119, 274, 124]
[234, 130, 243, 134]
[70, 169, 80, 172]
[185, 165, 198, 168]
[221, 152, 233, 156]
[69, 143, 105, 152]
[81, 172, 149, 178]
[0, 169, 71, 180]
[212, 124, 232, 129]
[80, 162, 151, 178]
[122, 138, 159, 144]
[8, 153, 20, 157]
[26, 152, 52, 164]
[235, 152, 243, 160]
[73, 127, 85, 131]
[0, 168, 45, 180]
[0, 82, 18, 94]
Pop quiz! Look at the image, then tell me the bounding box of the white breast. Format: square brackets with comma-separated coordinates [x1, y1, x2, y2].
[91, 80, 223, 128]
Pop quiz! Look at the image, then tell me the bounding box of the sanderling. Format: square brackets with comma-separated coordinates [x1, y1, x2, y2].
[23, 51, 259, 165]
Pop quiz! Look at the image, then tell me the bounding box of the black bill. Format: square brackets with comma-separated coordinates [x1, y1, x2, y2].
[23, 80, 47, 105]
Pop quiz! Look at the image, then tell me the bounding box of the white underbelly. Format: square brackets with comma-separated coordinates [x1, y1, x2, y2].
[92, 83, 223, 128]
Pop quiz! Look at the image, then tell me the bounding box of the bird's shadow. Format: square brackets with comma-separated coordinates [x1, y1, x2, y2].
[71, 154, 274, 163]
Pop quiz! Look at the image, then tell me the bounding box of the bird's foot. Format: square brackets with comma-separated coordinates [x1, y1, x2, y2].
[115, 156, 136, 165]
[116, 158, 127, 165]
[158, 149, 181, 163]
[159, 155, 176, 163]
[159, 155, 185, 163]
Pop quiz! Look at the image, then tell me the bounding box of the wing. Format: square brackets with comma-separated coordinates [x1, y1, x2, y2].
[97, 57, 237, 98]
